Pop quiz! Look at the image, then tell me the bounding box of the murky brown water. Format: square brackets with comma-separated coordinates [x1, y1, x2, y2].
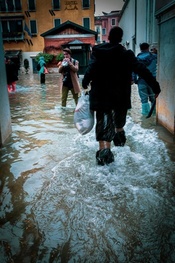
[0, 73, 175, 263]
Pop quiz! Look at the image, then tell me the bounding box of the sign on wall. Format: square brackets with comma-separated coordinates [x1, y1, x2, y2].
[65, 1, 78, 10]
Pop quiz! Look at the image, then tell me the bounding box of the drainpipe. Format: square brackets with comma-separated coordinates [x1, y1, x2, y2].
[145, 0, 150, 42]
[146, 0, 148, 41]
[135, 0, 137, 42]
[134, 0, 137, 52]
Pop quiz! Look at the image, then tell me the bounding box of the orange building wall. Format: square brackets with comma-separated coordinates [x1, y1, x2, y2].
[3, 0, 95, 53]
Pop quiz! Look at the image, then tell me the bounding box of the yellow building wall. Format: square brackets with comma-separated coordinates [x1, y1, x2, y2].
[3, 0, 95, 53]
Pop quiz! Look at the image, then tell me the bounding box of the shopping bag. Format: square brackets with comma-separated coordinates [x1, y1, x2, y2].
[44, 67, 49, 74]
[74, 92, 94, 135]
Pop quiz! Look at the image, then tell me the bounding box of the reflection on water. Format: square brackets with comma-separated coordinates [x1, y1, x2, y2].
[0, 74, 175, 263]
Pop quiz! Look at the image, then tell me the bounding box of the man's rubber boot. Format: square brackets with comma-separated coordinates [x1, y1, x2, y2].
[113, 131, 126, 146]
[141, 102, 150, 115]
[96, 148, 114, 165]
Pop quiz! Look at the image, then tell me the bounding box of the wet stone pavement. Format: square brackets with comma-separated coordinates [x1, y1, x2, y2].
[0, 73, 175, 263]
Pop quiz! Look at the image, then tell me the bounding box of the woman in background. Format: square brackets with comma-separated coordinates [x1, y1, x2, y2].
[5, 56, 18, 92]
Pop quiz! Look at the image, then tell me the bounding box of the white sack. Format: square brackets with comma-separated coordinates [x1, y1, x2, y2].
[74, 92, 94, 135]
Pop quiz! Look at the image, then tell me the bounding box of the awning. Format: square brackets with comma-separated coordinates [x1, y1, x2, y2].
[5, 50, 21, 58]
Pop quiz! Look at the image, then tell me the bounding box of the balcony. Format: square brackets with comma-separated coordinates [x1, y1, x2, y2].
[2, 32, 24, 41]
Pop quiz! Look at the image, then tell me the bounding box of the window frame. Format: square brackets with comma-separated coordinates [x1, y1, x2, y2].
[111, 18, 116, 26]
[28, 0, 36, 11]
[1, 19, 24, 40]
[83, 17, 90, 29]
[54, 18, 61, 27]
[14, 0, 22, 11]
[0, 0, 22, 12]
[96, 26, 101, 34]
[82, 0, 90, 9]
[30, 20, 37, 35]
[102, 28, 106, 35]
[52, 0, 60, 10]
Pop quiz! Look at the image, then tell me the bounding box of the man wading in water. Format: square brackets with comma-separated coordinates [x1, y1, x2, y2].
[82, 26, 161, 165]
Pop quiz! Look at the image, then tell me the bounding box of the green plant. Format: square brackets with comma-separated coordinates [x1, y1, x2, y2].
[35, 53, 54, 63]
[56, 53, 64, 62]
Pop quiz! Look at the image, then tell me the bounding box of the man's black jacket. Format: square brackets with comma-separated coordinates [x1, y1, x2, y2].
[82, 43, 161, 111]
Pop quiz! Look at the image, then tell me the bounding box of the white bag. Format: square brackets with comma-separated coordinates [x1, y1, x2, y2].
[74, 92, 94, 135]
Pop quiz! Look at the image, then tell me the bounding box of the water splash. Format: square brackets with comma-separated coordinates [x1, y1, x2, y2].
[31, 116, 175, 262]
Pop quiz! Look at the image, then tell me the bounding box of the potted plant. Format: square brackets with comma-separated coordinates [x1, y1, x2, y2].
[55, 53, 64, 62]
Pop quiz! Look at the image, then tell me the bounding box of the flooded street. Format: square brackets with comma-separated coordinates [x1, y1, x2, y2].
[0, 73, 175, 263]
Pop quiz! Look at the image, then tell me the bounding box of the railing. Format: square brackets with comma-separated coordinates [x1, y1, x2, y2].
[2, 32, 24, 41]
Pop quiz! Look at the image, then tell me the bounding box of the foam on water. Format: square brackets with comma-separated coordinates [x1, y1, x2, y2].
[1, 78, 174, 262]
[31, 116, 175, 262]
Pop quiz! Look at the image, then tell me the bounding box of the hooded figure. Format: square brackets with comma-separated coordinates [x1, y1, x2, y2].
[38, 56, 46, 83]
[38, 57, 46, 74]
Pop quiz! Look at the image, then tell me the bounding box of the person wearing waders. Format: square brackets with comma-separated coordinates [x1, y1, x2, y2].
[82, 26, 161, 166]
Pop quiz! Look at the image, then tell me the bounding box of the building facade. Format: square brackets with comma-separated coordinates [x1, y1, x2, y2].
[155, 0, 175, 135]
[41, 20, 97, 74]
[95, 11, 120, 44]
[0, 0, 96, 73]
[119, 0, 158, 53]
[119, 0, 175, 136]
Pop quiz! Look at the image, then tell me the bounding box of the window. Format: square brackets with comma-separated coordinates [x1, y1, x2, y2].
[1, 21, 8, 34]
[83, 18, 90, 29]
[0, 0, 22, 12]
[30, 20, 37, 35]
[0, 0, 6, 11]
[9, 20, 17, 32]
[28, 0, 35, 11]
[96, 26, 100, 34]
[82, 0, 90, 9]
[1, 19, 23, 39]
[102, 28, 106, 35]
[14, 0, 22, 11]
[97, 36, 100, 43]
[6, 0, 14, 11]
[111, 18, 116, 26]
[54, 19, 61, 27]
[53, 0, 60, 10]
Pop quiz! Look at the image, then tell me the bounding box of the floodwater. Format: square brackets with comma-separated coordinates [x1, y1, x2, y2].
[0, 73, 175, 263]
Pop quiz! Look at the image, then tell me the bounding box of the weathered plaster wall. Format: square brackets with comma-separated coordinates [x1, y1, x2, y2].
[119, 0, 175, 136]
[157, 16, 175, 134]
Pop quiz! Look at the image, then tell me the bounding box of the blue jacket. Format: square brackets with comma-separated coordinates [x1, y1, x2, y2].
[38, 57, 46, 74]
[137, 51, 157, 77]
